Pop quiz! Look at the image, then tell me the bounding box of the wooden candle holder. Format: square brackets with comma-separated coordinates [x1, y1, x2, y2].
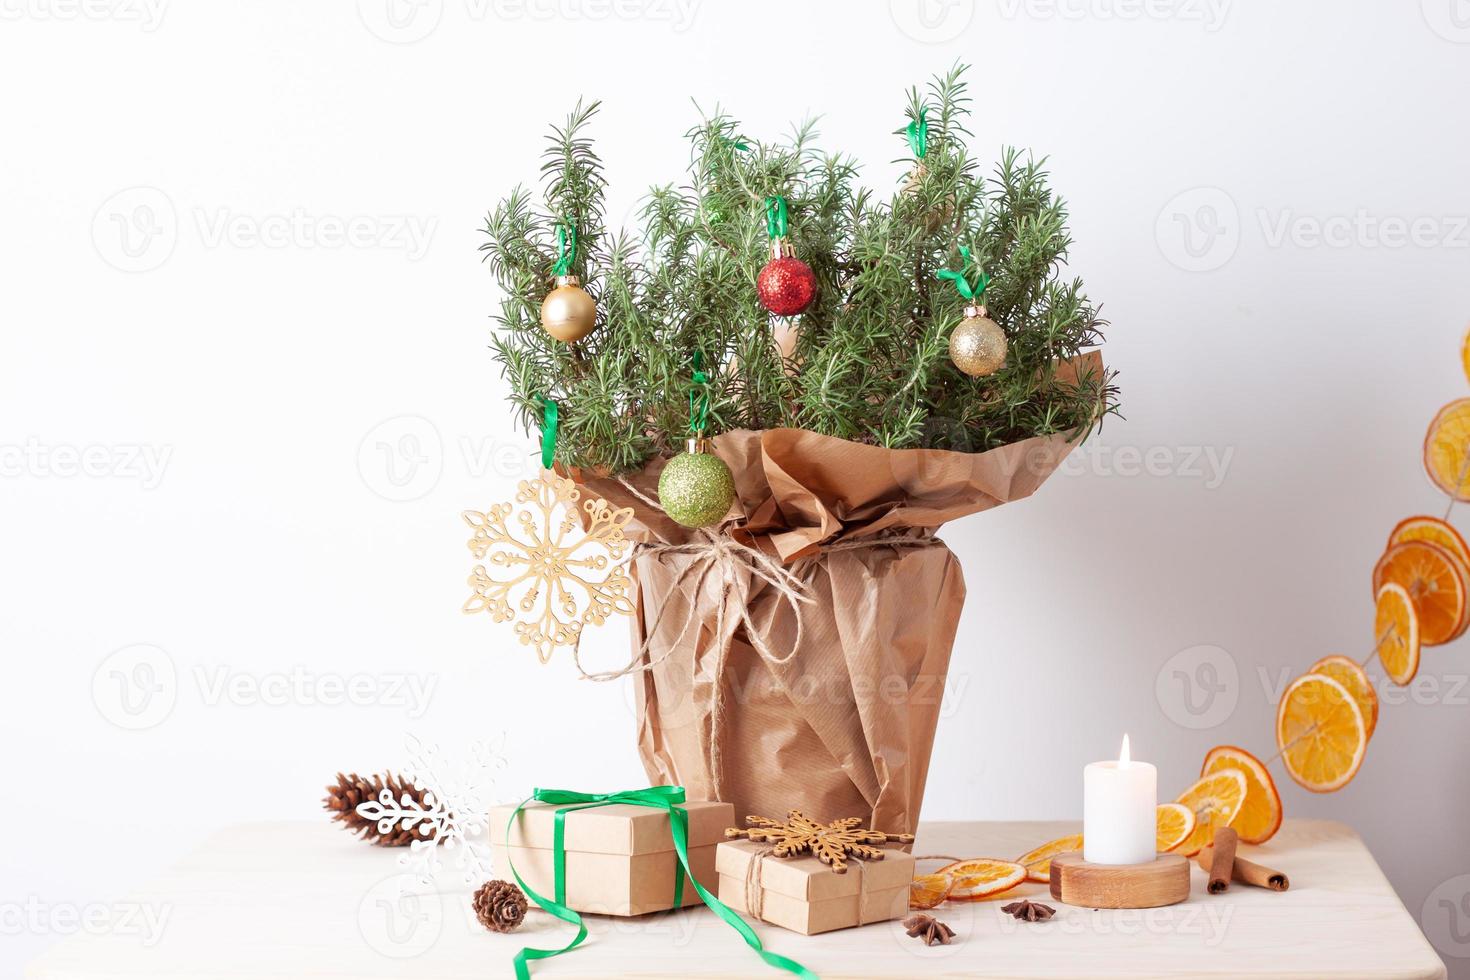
[1049, 852, 1190, 909]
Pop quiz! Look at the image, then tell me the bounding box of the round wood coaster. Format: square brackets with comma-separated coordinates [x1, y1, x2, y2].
[1049, 852, 1190, 909]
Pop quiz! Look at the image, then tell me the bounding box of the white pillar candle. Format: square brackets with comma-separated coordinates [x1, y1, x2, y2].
[1083, 734, 1157, 865]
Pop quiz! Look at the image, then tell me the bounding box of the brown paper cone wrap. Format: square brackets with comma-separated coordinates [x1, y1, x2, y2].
[573, 352, 1101, 834]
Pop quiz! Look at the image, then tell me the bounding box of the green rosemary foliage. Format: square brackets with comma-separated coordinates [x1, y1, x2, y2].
[479, 65, 1120, 474]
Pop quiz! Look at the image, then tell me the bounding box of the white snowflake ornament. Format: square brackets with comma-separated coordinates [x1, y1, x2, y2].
[355, 734, 505, 888]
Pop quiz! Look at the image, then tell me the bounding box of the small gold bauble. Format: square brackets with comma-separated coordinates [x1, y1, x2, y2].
[540, 274, 597, 343]
[948, 304, 1007, 377]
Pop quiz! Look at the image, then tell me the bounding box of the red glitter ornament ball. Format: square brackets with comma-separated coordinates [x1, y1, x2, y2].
[757, 255, 816, 317]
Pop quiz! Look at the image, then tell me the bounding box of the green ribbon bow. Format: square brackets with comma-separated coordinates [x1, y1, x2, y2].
[936, 245, 990, 301]
[506, 786, 816, 980]
[765, 195, 789, 240]
[906, 108, 928, 159]
[552, 221, 576, 277]
[689, 352, 710, 436]
[539, 397, 557, 471]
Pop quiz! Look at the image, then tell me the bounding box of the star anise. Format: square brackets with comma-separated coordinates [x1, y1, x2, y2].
[902, 913, 956, 946]
[1001, 899, 1057, 922]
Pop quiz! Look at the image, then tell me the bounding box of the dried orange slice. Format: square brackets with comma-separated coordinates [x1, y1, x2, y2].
[1376, 582, 1421, 685]
[1174, 769, 1247, 857]
[1389, 515, 1470, 569]
[1276, 673, 1368, 793]
[1155, 802, 1195, 853]
[908, 872, 952, 910]
[1373, 539, 1467, 645]
[936, 858, 1028, 901]
[1462, 323, 1470, 387]
[1200, 745, 1283, 845]
[1015, 834, 1084, 884]
[1427, 398, 1470, 501]
[1309, 655, 1379, 739]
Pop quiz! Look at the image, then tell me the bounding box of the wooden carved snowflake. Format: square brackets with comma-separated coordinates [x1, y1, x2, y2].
[462, 474, 635, 663]
[725, 810, 915, 873]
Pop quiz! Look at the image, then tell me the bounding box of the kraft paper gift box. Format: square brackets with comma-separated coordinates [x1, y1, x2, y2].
[715, 838, 916, 935]
[489, 799, 733, 916]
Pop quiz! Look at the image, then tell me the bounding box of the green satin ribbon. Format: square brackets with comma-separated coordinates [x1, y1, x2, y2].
[689, 352, 710, 436]
[552, 221, 575, 277]
[906, 108, 928, 159]
[936, 245, 990, 301]
[765, 195, 789, 240]
[505, 786, 816, 980]
[539, 397, 557, 471]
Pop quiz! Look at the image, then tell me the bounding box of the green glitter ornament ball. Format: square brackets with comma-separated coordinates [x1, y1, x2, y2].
[658, 440, 736, 529]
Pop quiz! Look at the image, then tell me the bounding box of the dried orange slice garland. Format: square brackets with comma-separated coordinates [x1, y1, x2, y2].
[909, 350, 1470, 904]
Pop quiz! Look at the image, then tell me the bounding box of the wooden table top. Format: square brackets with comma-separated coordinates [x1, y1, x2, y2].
[25, 818, 1445, 979]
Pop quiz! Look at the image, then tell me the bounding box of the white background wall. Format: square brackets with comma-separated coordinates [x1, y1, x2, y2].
[4, 0, 1470, 974]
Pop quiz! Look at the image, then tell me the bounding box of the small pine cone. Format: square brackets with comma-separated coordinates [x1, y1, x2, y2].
[473, 880, 528, 934]
[322, 771, 433, 847]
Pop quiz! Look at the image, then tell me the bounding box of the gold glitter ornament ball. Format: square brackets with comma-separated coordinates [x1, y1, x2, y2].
[540, 274, 597, 343]
[948, 304, 1007, 377]
[658, 438, 736, 529]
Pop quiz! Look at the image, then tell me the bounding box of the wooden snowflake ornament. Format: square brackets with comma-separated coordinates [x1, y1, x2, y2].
[726, 810, 915, 873]
[462, 474, 635, 663]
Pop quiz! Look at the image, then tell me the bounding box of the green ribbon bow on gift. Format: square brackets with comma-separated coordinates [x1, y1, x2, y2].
[506, 786, 816, 980]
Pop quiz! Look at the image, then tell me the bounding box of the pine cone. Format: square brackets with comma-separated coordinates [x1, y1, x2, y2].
[473, 880, 528, 933]
[322, 771, 433, 847]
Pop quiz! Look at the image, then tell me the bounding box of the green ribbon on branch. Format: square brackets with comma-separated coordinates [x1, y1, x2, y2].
[764, 196, 789, 240]
[552, 221, 576, 277]
[506, 786, 816, 980]
[906, 108, 928, 159]
[539, 397, 558, 471]
[936, 245, 990, 301]
[689, 352, 710, 436]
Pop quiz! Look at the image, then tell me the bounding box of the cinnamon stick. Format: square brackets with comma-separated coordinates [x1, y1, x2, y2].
[1196, 842, 1291, 892]
[1205, 827, 1238, 893]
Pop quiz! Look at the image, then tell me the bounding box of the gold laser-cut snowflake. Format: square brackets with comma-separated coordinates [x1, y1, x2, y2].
[462, 474, 635, 663]
[725, 810, 916, 873]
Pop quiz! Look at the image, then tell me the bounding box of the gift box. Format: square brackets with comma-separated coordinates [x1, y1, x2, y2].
[715, 838, 916, 935]
[489, 798, 733, 916]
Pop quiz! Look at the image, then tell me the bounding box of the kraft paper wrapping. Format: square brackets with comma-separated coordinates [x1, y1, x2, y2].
[575, 351, 1100, 834]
